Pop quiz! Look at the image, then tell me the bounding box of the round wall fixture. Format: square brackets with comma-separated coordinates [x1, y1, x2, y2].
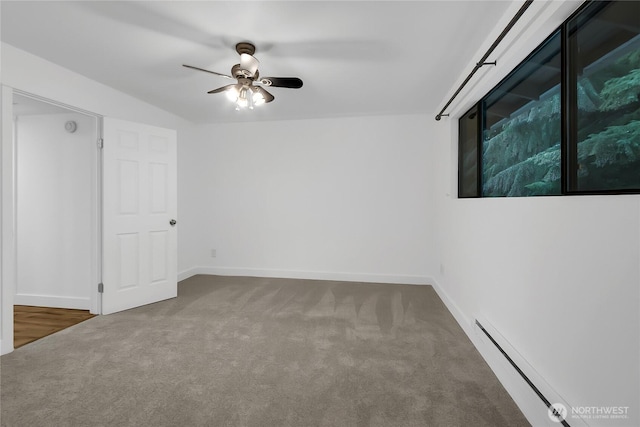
[65, 120, 77, 133]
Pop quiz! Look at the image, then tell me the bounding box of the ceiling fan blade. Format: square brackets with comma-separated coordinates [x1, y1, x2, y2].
[253, 86, 275, 103]
[183, 64, 235, 80]
[239, 53, 260, 77]
[259, 77, 303, 89]
[207, 84, 238, 94]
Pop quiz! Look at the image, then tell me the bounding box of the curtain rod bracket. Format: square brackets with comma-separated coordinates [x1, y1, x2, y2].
[434, 0, 533, 121]
[435, 114, 450, 121]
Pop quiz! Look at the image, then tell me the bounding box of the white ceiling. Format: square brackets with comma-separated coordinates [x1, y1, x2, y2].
[1, 1, 514, 124]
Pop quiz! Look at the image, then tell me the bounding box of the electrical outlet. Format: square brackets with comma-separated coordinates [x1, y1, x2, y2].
[211, 249, 217, 258]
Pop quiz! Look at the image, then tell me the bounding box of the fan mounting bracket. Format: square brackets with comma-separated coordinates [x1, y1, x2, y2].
[235, 42, 256, 56]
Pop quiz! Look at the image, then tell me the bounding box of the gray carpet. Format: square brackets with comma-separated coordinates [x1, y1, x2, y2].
[1, 275, 529, 426]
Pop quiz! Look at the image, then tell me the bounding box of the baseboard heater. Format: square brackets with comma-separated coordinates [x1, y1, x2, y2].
[475, 320, 570, 427]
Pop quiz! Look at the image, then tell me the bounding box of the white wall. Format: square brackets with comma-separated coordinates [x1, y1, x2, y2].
[431, 1, 640, 425]
[16, 113, 94, 309]
[179, 114, 435, 284]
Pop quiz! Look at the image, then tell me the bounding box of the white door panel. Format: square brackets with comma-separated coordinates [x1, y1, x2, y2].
[102, 118, 177, 314]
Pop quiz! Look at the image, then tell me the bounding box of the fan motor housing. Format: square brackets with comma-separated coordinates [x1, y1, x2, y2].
[232, 64, 258, 80]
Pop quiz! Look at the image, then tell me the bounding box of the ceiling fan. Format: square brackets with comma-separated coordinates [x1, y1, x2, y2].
[183, 42, 303, 109]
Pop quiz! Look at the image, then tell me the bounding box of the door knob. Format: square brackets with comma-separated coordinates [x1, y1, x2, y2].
[170, 219, 177, 226]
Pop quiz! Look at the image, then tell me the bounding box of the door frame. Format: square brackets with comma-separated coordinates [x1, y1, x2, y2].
[1, 88, 102, 355]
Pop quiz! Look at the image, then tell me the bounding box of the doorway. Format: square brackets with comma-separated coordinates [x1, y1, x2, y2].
[2, 89, 178, 355]
[11, 93, 101, 347]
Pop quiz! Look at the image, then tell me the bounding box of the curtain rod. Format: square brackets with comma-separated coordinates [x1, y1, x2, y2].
[435, 0, 534, 121]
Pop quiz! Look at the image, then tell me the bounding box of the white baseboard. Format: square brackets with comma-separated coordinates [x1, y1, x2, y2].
[14, 293, 90, 310]
[0, 338, 13, 356]
[178, 266, 432, 286]
[431, 279, 588, 427]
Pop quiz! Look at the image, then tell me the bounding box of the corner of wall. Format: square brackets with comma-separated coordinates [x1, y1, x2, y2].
[0, 85, 15, 356]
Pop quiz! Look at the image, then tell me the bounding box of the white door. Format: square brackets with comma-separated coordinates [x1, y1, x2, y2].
[102, 118, 177, 314]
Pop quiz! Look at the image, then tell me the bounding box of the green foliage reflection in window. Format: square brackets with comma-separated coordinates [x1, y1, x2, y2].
[482, 32, 562, 197]
[458, 0, 640, 197]
[570, 1, 640, 192]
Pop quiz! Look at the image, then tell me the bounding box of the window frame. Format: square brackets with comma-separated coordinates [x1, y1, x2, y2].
[458, 102, 482, 198]
[482, 29, 563, 198]
[564, 0, 640, 195]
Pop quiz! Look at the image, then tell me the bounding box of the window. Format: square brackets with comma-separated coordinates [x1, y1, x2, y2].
[459, 0, 640, 197]
[483, 32, 562, 197]
[567, 1, 640, 192]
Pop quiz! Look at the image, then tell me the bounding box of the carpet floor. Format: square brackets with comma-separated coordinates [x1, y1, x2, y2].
[1, 275, 529, 427]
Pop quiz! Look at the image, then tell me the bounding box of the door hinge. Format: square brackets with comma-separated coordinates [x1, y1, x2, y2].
[98, 282, 104, 293]
[97, 138, 104, 149]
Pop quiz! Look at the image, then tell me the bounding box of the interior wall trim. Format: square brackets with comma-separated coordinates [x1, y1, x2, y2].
[13, 294, 91, 310]
[178, 266, 432, 286]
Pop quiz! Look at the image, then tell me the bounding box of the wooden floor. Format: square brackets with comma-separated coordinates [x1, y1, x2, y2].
[14, 305, 96, 349]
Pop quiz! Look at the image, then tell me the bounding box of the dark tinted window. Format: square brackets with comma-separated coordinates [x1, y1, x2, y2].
[482, 31, 562, 197]
[567, 1, 640, 192]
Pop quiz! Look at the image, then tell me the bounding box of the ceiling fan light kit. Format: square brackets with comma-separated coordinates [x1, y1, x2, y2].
[183, 42, 303, 111]
[227, 85, 266, 110]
